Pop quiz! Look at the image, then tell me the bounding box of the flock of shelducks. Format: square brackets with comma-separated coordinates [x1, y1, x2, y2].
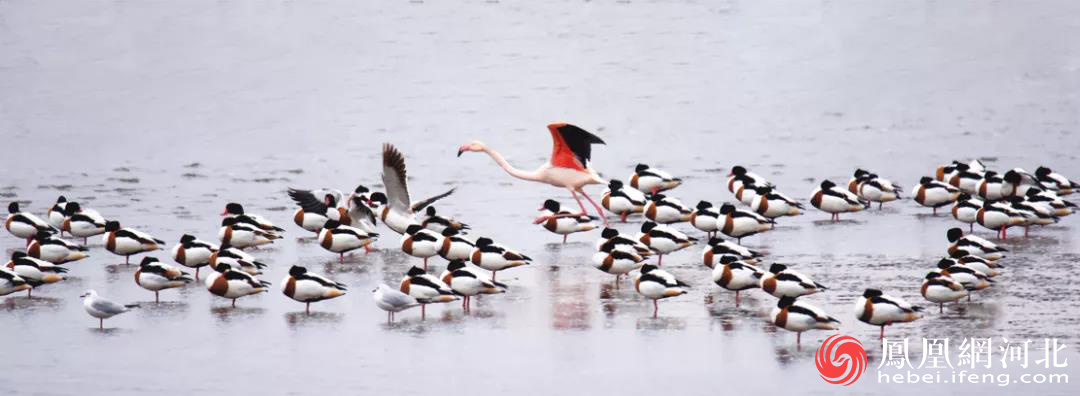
[3, 125, 1077, 344]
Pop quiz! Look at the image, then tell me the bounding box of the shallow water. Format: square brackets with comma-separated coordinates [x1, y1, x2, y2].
[2, 0, 1079, 394]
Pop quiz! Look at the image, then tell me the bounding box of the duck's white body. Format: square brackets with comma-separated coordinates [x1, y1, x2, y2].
[760, 265, 825, 298]
[319, 224, 376, 254]
[591, 246, 645, 277]
[205, 267, 270, 302]
[701, 240, 762, 268]
[28, 236, 88, 264]
[0, 268, 31, 296]
[643, 196, 692, 224]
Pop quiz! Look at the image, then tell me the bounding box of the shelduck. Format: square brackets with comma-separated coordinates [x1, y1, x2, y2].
[46, 196, 69, 232]
[951, 194, 983, 233]
[921, 272, 968, 313]
[634, 264, 689, 318]
[27, 231, 89, 264]
[760, 263, 827, 298]
[711, 255, 764, 307]
[222, 203, 285, 233]
[288, 188, 349, 233]
[1035, 166, 1078, 195]
[701, 237, 762, 268]
[689, 201, 720, 238]
[810, 180, 865, 221]
[0, 267, 31, 296]
[853, 288, 922, 339]
[935, 259, 993, 301]
[750, 185, 803, 219]
[770, 296, 840, 347]
[596, 228, 653, 257]
[319, 219, 378, 263]
[420, 206, 469, 234]
[400, 266, 459, 320]
[912, 177, 961, 214]
[536, 199, 597, 243]
[204, 263, 271, 307]
[218, 217, 278, 249]
[281, 265, 347, 314]
[440, 260, 507, 313]
[637, 221, 695, 266]
[6, 251, 66, 297]
[171, 234, 218, 280]
[643, 194, 692, 224]
[6, 202, 56, 243]
[438, 228, 475, 261]
[975, 201, 1026, 239]
[601, 180, 647, 222]
[718, 203, 774, 243]
[61, 202, 107, 244]
[946, 227, 1006, 261]
[470, 237, 531, 281]
[103, 221, 164, 265]
[134, 257, 193, 303]
[628, 163, 682, 194]
[208, 243, 267, 276]
[591, 245, 645, 283]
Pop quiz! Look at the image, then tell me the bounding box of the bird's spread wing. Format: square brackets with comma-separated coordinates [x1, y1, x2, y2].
[548, 123, 605, 171]
[382, 143, 412, 212]
[287, 188, 328, 214]
[410, 188, 455, 212]
[348, 198, 377, 226]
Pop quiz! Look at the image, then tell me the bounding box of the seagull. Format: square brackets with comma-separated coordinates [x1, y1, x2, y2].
[281, 266, 347, 314]
[854, 288, 923, 339]
[381, 143, 456, 234]
[458, 123, 609, 226]
[80, 290, 139, 330]
[372, 284, 420, 323]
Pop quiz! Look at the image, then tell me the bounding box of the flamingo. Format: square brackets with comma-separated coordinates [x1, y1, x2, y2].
[457, 123, 609, 226]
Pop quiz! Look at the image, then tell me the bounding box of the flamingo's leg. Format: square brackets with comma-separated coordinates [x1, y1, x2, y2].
[578, 189, 610, 227]
[570, 189, 589, 215]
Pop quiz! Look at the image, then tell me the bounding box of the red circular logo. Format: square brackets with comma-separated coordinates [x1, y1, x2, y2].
[815, 334, 867, 386]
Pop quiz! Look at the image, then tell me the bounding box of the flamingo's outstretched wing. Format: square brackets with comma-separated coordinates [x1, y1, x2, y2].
[548, 123, 605, 170]
[382, 143, 413, 212]
[287, 188, 329, 214]
[411, 188, 456, 212]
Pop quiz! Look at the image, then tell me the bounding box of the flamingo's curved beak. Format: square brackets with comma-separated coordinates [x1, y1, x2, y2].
[456, 149, 464, 157]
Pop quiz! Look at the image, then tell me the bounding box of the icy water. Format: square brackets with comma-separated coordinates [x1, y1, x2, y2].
[2, 0, 1080, 394]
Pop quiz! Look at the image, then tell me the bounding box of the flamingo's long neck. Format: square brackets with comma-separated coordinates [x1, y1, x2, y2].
[481, 146, 543, 182]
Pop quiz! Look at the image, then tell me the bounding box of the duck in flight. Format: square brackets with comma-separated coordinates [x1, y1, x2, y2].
[457, 123, 609, 226]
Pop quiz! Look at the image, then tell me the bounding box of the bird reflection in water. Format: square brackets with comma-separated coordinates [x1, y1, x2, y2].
[210, 306, 265, 324]
[284, 311, 343, 328]
[547, 262, 590, 331]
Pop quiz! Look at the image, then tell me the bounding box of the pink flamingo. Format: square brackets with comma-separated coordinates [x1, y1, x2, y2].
[458, 123, 610, 226]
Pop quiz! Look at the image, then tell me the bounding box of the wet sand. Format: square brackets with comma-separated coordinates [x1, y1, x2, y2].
[2, 0, 1079, 394]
